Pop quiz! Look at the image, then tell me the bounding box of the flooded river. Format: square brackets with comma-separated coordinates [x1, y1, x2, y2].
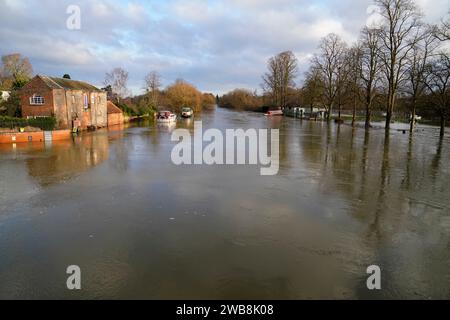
[0, 108, 449, 299]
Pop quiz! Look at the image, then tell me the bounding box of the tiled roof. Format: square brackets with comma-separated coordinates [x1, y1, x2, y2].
[38, 75, 102, 92]
[107, 101, 123, 114]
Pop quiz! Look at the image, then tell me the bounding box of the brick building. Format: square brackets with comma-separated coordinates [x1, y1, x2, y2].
[107, 101, 124, 126]
[20, 75, 107, 130]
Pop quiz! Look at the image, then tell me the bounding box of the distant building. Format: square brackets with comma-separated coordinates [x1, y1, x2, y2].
[107, 101, 124, 127]
[20, 75, 107, 130]
[0, 91, 11, 102]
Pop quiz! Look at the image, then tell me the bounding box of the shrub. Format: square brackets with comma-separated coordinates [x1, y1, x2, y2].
[116, 102, 138, 116]
[0, 116, 57, 131]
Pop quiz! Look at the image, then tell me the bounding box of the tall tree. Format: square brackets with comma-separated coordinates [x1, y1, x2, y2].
[104, 68, 129, 102]
[375, 0, 422, 131]
[312, 33, 348, 121]
[435, 11, 449, 41]
[424, 51, 450, 137]
[262, 51, 298, 108]
[360, 27, 382, 129]
[1, 53, 33, 88]
[345, 45, 363, 126]
[405, 25, 439, 132]
[166, 79, 203, 113]
[302, 66, 324, 115]
[144, 71, 162, 108]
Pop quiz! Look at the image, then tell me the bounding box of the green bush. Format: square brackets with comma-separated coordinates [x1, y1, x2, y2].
[116, 102, 138, 116]
[0, 116, 57, 131]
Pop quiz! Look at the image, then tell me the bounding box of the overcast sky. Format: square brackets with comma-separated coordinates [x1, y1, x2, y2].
[0, 0, 448, 95]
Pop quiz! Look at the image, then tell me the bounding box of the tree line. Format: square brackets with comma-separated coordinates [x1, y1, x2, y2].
[0, 56, 216, 119]
[102, 68, 215, 116]
[219, 0, 450, 136]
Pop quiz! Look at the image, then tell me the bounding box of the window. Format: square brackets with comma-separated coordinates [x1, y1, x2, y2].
[30, 94, 45, 105]
[27, 116, 49, 119]
[91, 94, 95, 105]
[83, 94, 89, 109]
[72, 95, 75, 104]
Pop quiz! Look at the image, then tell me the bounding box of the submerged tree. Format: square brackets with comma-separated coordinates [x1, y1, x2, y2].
[345, 45, 364, 126]
[359, 27, 382, 129]
[424, 51, 450, 137]
[375, 0, 422, 131]
[262, 51, 298, 108]
[405, 24, 439, 132]
[312, 33, 348, 121]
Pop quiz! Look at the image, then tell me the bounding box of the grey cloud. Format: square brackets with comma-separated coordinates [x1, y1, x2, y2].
[0, 0, 447, 95]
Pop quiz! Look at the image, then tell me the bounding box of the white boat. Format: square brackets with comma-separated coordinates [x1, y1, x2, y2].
[265, 109, 284, 117]
[181, 107, 194, 118]
[156, 111, 177, 123]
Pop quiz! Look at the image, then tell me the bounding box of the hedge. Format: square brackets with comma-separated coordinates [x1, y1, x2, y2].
[0, 116, 57, 131]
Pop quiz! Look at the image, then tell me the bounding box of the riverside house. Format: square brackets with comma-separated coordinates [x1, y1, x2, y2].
[20, 75, 107, 130]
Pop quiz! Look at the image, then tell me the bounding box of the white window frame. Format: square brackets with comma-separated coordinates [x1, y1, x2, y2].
[83, 94, 89, 109]
[30, 94, 45, 105]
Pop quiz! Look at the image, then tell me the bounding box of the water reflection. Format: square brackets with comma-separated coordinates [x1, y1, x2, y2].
[25, 133, 111, 186]
[0, 108, 449, 299]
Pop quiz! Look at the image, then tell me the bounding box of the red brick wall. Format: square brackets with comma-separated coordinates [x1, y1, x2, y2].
[50, 130, 72, 141]
[107, 113, 124, 127]
[21, 77, 55, 118]
[0, 132, 44, 144]
[0, 130, 71, 144]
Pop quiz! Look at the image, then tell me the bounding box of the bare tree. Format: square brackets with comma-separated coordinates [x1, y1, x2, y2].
[312, 33, 348, 121]
[405, 24, 439, 132]
[424, 51, 450, 137]
[435, 11, 450, 41]
[345, 45, 364, 126]
[375, 0, 422, 131]
[262, 51, 298, 108]
[104, 68, 129, 102]
[302, 66, 324, 116]
[144, 71, 162, 107]
[360, 27, 382, 129]
[1, 53, 33, 85]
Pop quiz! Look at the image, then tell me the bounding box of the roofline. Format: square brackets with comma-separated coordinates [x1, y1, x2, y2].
[35, 75, 103, 92]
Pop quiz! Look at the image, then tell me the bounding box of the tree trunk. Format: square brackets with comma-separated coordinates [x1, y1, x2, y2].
[410, 106, 416, 133]
[440, 115, 446, 137]
[327, 103, 333, 122]
[352, 97, 357, 127]
[385, 89, 395, 132]
[385, 111, 392, 131]
[409, 97, 416, 133]
[365, 108, 371, 129]
[365, 89, 372, 129]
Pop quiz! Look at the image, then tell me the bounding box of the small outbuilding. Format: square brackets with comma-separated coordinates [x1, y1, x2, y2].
[107, 101, 124, 127]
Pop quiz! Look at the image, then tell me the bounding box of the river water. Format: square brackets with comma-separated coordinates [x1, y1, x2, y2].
[0, 107, 449, 299]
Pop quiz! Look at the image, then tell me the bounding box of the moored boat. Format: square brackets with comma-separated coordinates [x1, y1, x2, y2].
[156, 111, 177, 123]
[265, 109, 284, 117]
[181, 107, 194, 118]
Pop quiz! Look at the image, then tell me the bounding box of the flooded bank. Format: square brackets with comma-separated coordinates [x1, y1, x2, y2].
[0, 108, 449, 299]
